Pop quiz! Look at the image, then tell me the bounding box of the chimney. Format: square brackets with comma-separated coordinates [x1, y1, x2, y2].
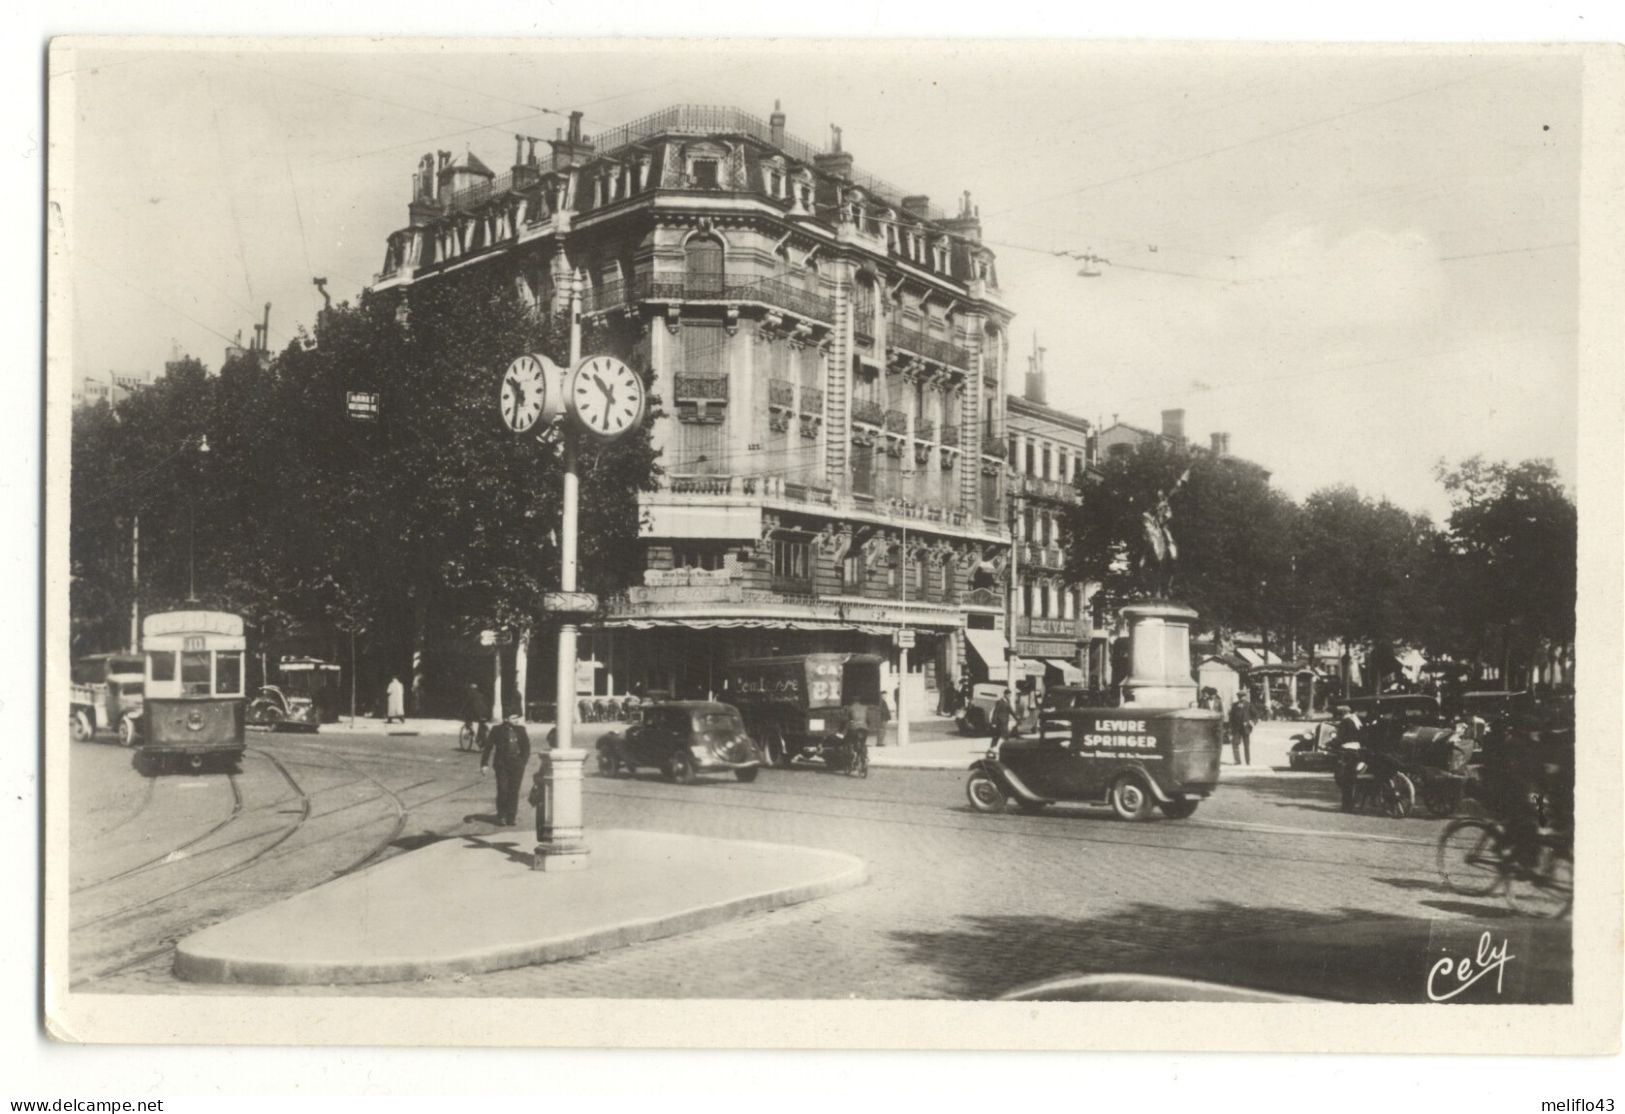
[901, 195, 932, 220]
[770, 99, 786, 148]
[1024, 338, 1048, 405]
[1211, 431, 1231, 457]
[814, 123, 853, 180]
[1161, 408, 1186, 443]
[942, 189, 983, 243]
[549, 111, 595, 169]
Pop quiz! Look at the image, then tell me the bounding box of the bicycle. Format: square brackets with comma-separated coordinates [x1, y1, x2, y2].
[1436, 816, 1572, 918]
[458, 720, 486, 753]
[837, 732, 869, 779]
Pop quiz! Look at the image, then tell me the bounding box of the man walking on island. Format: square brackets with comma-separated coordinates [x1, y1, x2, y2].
[991, 687, 1014, 750]
[460, 682, 492, 751]
[480, 706, 532, 827]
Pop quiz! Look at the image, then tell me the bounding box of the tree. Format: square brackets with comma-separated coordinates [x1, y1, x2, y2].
[68, 265, 662, 715]
[1293, 486, 1438, 693]
[1432, 457, 1576, 685]
[1062, 439, 1295, 644]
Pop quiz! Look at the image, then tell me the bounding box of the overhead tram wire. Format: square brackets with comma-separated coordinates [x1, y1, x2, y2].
[981, 58, 1539, 221]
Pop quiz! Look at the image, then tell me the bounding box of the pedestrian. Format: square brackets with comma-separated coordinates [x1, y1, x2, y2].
[480, 707, 532, 827]
[990, 688, 1014, 749]
[1227, 697, 1253, 766]
[460, 682, 492, 750]
[384, 675, 406, 724]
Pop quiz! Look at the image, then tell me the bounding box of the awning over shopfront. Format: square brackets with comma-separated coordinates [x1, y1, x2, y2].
[964, 627, 1011, 681]
[1044, 658, 1084, 684]
[596, 618, 894, 635]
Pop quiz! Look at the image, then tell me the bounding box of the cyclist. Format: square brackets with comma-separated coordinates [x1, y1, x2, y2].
[460, 682, 492, 753]
[1474, 710, 1570, 864]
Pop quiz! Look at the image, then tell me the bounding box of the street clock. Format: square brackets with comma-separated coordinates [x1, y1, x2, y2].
[499, 354, 565, 434]
[567, 355, 646, 441]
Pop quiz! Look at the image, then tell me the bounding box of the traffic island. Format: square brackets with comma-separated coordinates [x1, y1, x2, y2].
[173, 828, 867, 986]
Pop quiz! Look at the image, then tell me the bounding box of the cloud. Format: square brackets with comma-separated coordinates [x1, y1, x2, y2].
[1205, 222, 1448, 345]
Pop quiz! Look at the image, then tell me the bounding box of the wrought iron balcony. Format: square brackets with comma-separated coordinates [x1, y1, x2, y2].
[581, 274, 836, 324]
[883, 409, 909, 435]
[940, 424, 960, 448]
[851, 398, 884, 426]
[1017, 473, 1080, 503]
[915, 418, 935, 442]
[887, 323, 973, 370]
[769, 379, 796, 408]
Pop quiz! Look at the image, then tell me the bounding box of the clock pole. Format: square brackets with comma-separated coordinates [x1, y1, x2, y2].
[534, 270, 590, 871]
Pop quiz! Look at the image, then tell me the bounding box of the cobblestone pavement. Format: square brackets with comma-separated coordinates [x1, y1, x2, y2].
[71, 722, 1565, 1001]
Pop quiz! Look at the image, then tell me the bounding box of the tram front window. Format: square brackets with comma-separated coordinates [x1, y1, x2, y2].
[149, 652, 175, 682]
[181, 651, 211, 695]
[215, 652, 242, 696]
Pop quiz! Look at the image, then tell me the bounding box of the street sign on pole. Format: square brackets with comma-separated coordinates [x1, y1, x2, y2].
[895, 629, 916, 649]
[542, 591, 598, 614]
[478, 629, 515, 647]
[346, 391, 380, 422]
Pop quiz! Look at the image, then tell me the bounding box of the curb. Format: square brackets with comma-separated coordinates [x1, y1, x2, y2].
[174, 834, 868, 986]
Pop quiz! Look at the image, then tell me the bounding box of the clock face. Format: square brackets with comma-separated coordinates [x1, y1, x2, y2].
[569, 356, 646, 440]
[500, 354, 550, 433]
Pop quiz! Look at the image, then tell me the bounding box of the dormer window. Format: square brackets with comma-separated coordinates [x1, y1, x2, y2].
[691, 159, 720, 189]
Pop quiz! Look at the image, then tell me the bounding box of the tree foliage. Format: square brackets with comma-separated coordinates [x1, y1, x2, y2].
[68, 268, 662, 694]
[1062, 439, 1296, 641]
[1430, 457, 1576, 678]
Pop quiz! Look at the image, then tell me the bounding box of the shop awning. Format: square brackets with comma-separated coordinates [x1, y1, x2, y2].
[963, 628, 1011, 681]
[595, 618, 893, 635]
[1016, 658, 1046, 678]
[1045, 658, 1084, 684]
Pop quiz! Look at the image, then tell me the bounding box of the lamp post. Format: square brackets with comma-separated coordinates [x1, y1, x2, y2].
[187, 434, 210, 603]
[499, 271, 647, 872]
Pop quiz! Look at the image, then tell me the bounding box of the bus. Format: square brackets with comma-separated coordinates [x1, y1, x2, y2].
[135, 610, 248, 773]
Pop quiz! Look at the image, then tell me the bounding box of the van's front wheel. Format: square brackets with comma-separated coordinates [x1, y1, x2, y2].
[966, 771, 1007, 813]
[1110, 774, 1156, 822]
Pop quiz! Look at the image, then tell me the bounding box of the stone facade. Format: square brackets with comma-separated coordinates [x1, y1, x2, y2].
[1004, 344, 1103, 688]
[372, 105, 1015, 714]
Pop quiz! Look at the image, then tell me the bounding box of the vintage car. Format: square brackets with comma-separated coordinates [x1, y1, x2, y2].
[70, 652, 147, 746]
[1335, 694, 1476, 817]
[969, 705, 1222, 821]
[1287, 720, 1343, 771]
[595, 701, 763, 784]
[246, 685, 322, 731]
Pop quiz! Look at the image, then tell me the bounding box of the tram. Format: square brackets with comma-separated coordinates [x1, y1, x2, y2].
[134, 609, 248, 772]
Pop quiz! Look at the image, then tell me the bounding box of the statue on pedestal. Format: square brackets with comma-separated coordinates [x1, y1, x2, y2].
[1134, 464, 1192, 599]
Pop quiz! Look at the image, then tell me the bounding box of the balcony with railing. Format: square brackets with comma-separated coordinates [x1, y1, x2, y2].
[851, 398, 884, 427]
[1017, 473, 1080, 503]
[657, 472, 994, 535]
[768, 379, 796, 409]
[1020, 542, 1067, 570]
[581, 273, 835, 325]
[883, 409, 909, 436]
[915, 418, 935, 443]
[940, 423, 960, 448]
[886, 323, 973, 371]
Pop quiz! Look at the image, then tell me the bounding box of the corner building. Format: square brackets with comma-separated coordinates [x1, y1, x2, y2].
[373, 105, 1016, 717]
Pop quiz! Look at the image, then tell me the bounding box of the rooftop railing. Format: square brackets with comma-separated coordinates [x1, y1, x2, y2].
[888, 323, 973, 370]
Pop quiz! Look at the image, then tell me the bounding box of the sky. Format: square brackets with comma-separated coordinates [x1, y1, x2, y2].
[56, 40, 1582, 522]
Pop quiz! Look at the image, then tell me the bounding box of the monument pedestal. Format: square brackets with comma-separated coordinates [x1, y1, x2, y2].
[1120, 600, 1199, 708]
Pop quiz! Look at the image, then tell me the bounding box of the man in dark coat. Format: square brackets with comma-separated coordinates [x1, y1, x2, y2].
[460, 682, 492, 750]
[480, 709, 532, 827]
[990, 688, 1014, 749]
[1228, 698, 1254, 766]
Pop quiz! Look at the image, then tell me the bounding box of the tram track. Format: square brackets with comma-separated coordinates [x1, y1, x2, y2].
[81, 772, 158, 845]
[69, 745, 490, 991]
[582, 777, 1445, 876]
[71, 772, 245, 895]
